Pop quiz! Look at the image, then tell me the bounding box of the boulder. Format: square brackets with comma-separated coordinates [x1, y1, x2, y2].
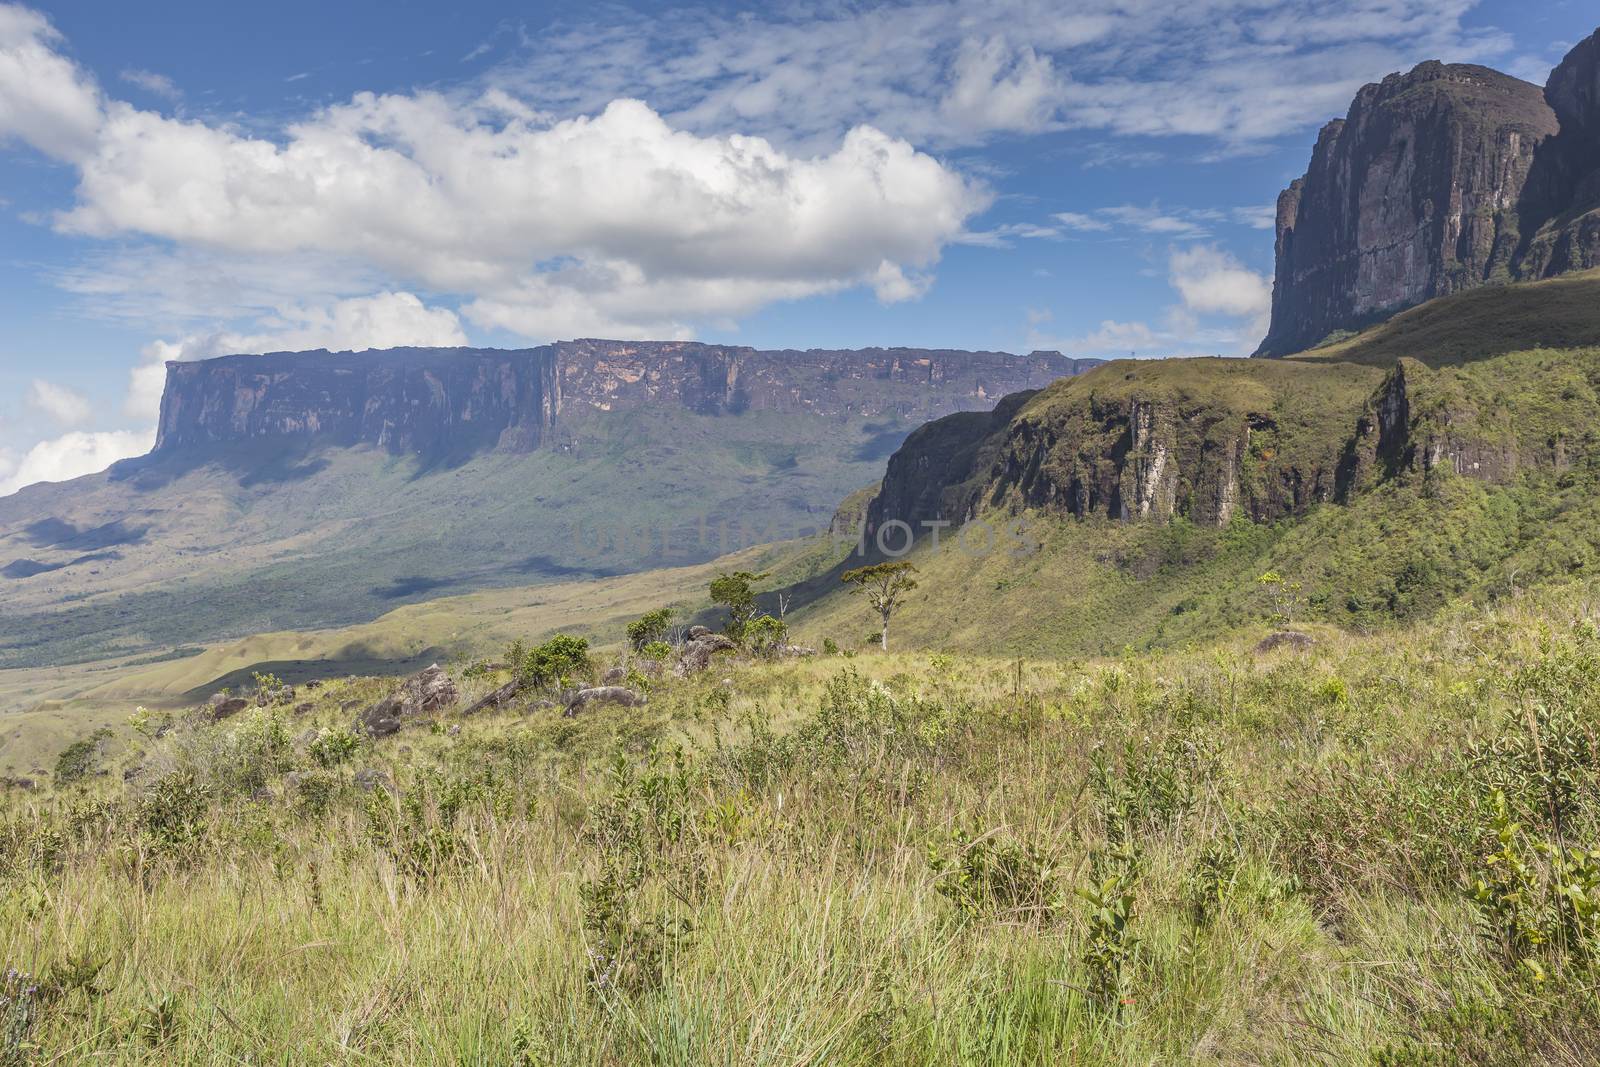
[1255, 631, 1316, 654]
[356, 664, 459, 737]
[461, 678, 520, 716]
[602, 665, 628, 684]
[565, 687, 646, 715]
[676, 631, 737, 675]
[210, 696, 250, 721]
[686, 625, 713, 640]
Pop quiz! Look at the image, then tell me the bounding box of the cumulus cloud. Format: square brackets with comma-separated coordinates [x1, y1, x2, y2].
[51, 96, 982, 338]
[1168, 245, 1271, 318]
[0, 428, 154, 497]
[1029, 243, 1271, 358]
[27, 379, 91, 425]
[0, 4, 102, 160]
[125, 292, 469, 420]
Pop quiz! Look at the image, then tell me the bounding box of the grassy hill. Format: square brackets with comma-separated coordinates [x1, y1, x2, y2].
[1284, 267, 1600, 367]
[5, 568, 1600, 1061]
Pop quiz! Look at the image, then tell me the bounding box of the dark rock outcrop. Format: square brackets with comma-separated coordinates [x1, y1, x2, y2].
[1258, 31, 1600, 357]
[357, 664, 458, 737]
[153, 341, 1095, 461]
[565, 686, 646, 714]
[1255, 631, 1316, 654]
[1258, 62, 1558, 356]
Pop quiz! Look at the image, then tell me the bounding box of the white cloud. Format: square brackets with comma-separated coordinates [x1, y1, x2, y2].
[1052, 211, 1112, 233]
[940, 37, 1065, 137]
[125, 291, 468, 420]
[119, 68, 180, 100]
[0, 428, 154, 497]
[482, 0, 1511, 152]
[1168, 245, 1271, 318]
[27, 379, 91, 425]
[42, 87, 982, 340]
[1029, 243, 1272, 358]
[0, 3, 102, 160]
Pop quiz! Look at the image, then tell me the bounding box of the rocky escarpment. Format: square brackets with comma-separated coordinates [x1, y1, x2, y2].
[865, 350, 1582, 543]
[153, 341, 1095, 460]
[1257, 30, 1600, 357]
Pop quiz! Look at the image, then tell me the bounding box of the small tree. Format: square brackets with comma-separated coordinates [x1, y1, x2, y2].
[745, 615, 788, 658]
[709, 571, 769, 642]
[841, 562, 918, 651]
[626, 608, 676, 651]
[1256, 571, 1304, 627]
[516, 634, 591, 688]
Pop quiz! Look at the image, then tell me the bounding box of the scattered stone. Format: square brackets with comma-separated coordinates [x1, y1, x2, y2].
[461, 678, 519, 716]
[686, 625, 713, 640]
[249, 786, 276, 803]
[341, 700, 363, 713]
[294, 702, 314, 716]
[210, 696, 250, 721]
[602, 665, 628, 684]
[353, 768, 394, 793]
[305, 680, 322, 690]
[1255, 631, 1316, 654]
[0, 777, 36, 791]
[565, 686, 646, 715]
[294, 728, 320, 748]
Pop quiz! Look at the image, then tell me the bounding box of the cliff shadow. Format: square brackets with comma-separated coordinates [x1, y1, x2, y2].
[110, 440, 334, 491]
[180, 642, 451, 702]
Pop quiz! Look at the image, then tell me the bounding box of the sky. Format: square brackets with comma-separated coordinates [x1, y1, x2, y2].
[0, 0, 1595, 496]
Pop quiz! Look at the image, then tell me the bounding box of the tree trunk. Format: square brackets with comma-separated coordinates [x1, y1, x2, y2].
[880, 614, 889, 651]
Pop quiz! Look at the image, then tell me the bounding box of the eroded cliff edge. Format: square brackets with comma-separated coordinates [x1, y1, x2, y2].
[1257, 30, 1600, 357]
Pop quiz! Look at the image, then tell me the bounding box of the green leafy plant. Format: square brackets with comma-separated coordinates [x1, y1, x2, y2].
[626, 608, 676, 651]
[517, 634, 591, 688]
[709, 571, 768, 642]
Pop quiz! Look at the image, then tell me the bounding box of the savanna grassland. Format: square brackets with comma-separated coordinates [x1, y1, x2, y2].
[6, 576, 1600, 1065]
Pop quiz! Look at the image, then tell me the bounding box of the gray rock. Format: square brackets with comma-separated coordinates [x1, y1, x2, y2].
[354, 768, 394, 793]
[210, 697, 250, 721]
[357, 664, 459, 737]
[602, 665, 628, 684]
[565, 686, 646, 715]
[1255, 630, 1316, 654]
[676, 632, 737, 675]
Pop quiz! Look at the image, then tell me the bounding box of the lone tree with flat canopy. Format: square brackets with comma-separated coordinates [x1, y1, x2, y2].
[841, 561, 918, 651]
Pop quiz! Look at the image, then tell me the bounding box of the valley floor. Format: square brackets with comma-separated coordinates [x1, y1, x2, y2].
[5, 582, 1600, 1063]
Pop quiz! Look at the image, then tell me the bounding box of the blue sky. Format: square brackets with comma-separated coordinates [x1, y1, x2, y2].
[0, 0, 1596, 493]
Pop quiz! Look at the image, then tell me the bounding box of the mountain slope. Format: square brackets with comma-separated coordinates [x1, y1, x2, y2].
[795, 278, 1600, 655]
[0, 342, 1093, 669]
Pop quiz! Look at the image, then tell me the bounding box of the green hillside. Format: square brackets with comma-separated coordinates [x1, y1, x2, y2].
[0, 405, 908, 670]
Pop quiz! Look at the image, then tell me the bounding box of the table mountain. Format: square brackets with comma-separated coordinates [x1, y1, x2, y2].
[1256, 29, 1600, 357]
[0, 341, 1098, 669]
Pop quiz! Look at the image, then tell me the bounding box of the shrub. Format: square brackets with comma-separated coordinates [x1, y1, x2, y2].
[53, 728, 112, 786]
[516, 634, 591, 688]
[929, 828, 1063, 924]
[626, 608, 675, 651]
[308, 727, 361, 769]
[744, 615, 787, 658]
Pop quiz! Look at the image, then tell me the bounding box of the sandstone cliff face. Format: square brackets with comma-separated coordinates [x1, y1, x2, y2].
[1258, 31, 1600, 357]
[1258, 62, 1558, 356]
[153, 341, 1093, 460]
[864, 353, 1561, 543]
